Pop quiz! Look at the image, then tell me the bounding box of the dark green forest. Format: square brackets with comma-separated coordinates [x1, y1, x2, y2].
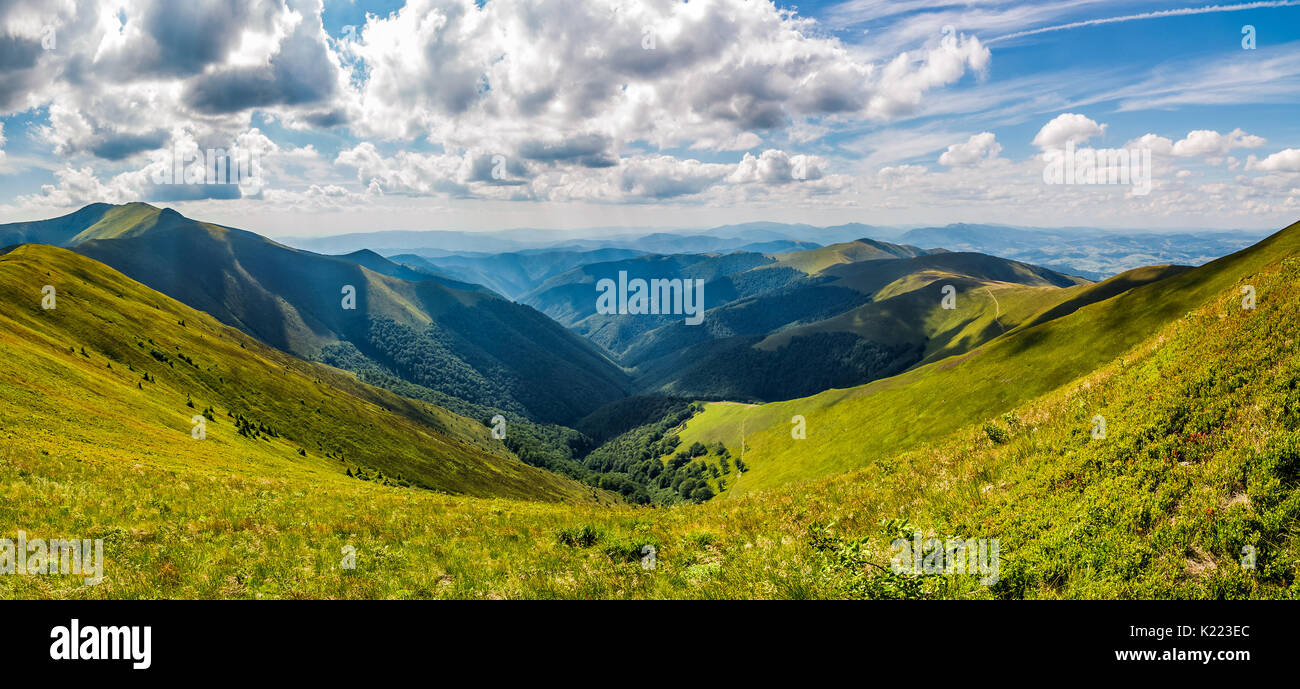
[317, 345, 728, 504]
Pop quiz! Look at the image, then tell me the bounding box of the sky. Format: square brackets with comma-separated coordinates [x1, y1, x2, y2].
[0, 0, 1298, 237]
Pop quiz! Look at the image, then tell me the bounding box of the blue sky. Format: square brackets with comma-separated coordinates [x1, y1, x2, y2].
[1, 0, 1299, 236]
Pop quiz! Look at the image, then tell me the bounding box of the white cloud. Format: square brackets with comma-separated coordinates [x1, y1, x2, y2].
[1032, 113, 1106, 150]
[986, 1, 1300, 44]
[1247, 148, 1300, 172]
[1125, 128, 1268, 166]
[690, 132, 762, 152]
[0, 1, 1296, 231]
[348, 0, 988, 154]
[1126, 133, 1174, 156]
[938, 132, 1001, 166]
[615, 156, 732, 200]
[19, 167, 121, 208]
[5, 0, 351, 164]
[728, 150, 826, 185]
[1170, 128, 1266, 157]
[864, 32, 990, 120]
[1, 0, 997, 212]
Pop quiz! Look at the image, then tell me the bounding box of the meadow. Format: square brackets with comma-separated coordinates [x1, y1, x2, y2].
[4, 244, 1298, 598]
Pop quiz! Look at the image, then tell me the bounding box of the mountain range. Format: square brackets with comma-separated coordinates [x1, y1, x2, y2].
[5, 203, 631, 426]
[277, 220, 1264, 283]
[3, 203, 1298, 599]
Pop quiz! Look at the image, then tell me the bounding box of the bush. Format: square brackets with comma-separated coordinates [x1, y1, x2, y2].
[983, 421, 1009, 445]
[557, 525, 601, 548]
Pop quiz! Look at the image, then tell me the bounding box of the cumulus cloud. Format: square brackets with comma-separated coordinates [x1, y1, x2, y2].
[1247, 148, 1300, 172]
[728, 150, 826, 185]
[2, 0, 1293, 229]
[1127, 133, 1174, 156]
[1032, 113, 1107, 150]
[1124, 129, 1268, 166]
[1170, 128, 1266, 157]
[938, 132, 1001, 166]
[866, 32, 990, 120]
[0, 0, 999, 210]
[617, 156, 731, 200]
[6, 0, 351, 166]
[18, 126, 322, 208]
[19, 167, 122, 208]
[335, 142, 538, 198]
[347, 0, 988, 154]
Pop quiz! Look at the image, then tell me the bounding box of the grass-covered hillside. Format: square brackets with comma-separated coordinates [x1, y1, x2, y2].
[768, 237, 935, 274]
[2, 203, 632, 425]
[521, 237, 1098, 402]
[4, 229, 1298, 598]
[664, 221, 1300, 494]
[0, 244, 601, 503]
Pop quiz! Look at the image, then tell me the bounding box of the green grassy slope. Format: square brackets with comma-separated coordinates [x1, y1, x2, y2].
[939, 257, 1300, 597]
[622, 253, 1095, 402]
[5, 241, 1295, 598]
[68, 202, 174, 242]
[758, 265, 1182, 367]
[771, 238, 934, 274]
[57, 204, 630, 425]
[0, 244, 601, 503]
[668, 221, 1300, 494]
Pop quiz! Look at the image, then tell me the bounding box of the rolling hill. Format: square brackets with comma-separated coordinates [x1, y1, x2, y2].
[5, 220, 1298, 599]
[0, 243, 601, 503]
[523, 239, 1101, 402]
[661, 219, 1300, 495]
[2, 203, 632, 425]
[395, 247, 647, 300]
[330, 249, 491, 293]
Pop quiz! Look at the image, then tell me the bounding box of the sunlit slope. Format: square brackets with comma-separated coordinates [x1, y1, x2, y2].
[823, 251, 1088, 293]
[6, 251, 1296, 598]
[0, 244, 599, 502]
[674, 220, 1300, 494]
[936, 256, 1300, 597]
[771, 238, 934, 274]
[64, 204, 630, 424]
[759, 265, 1187, 366]
[73, 207, 475, 353]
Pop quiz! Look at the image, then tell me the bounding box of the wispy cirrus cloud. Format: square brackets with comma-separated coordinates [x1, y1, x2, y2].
[985, 1, 1300, 44]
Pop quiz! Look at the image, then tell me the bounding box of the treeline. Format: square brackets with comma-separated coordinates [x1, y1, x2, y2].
[575, 395, 698, 444]
[317, 342, 593, 479]
[317, 344, 736, 505]
[579, 399, 711, 505]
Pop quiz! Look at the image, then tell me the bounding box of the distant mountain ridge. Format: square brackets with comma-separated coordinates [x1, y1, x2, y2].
[276, 219, 1264, 281]
[898, 223, 1266, 280]
[519, 238, 1099, 401]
